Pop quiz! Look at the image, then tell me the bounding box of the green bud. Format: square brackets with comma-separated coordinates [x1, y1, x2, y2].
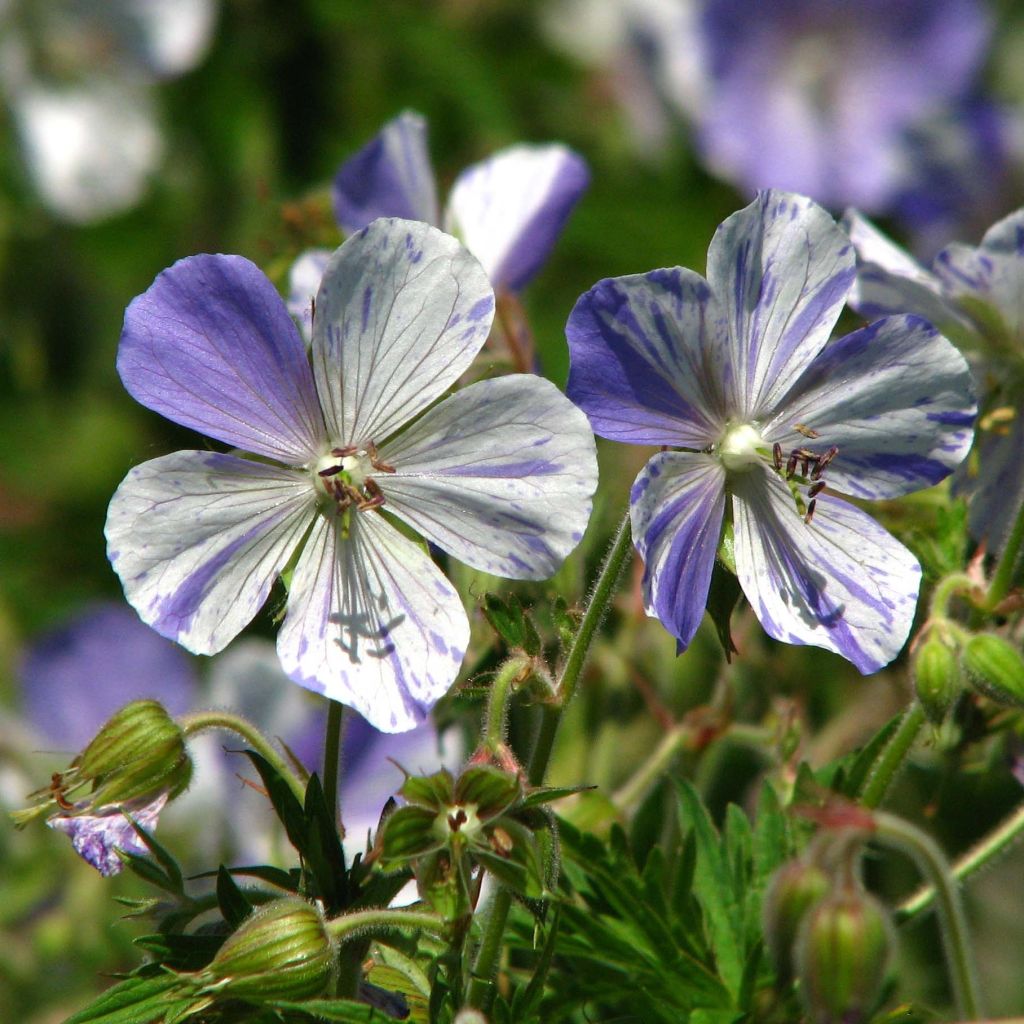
[762, 859, 831, 986]
[962, 633, 1024, 707]
[913, 633, 961, 724]
[196, 898, 335, 1003]
[796, 888, 892, 1024]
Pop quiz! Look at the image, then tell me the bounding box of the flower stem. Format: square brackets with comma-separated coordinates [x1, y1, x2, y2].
[986, 499, 1024, 610]
[529, 512, 633, 785]
[929, 572, 976, 620]
[897, 800, 1024, 922]
[483, 657, 531, 754]
[325, 907, 445, 941]
[859, 703, 926, 809]
[611, 722, 693, 812]
[467, 512, 634, 1010]
[872, 811, 982, 1020]
[179, 710, 306, 804]
[322, 699, 346, 824]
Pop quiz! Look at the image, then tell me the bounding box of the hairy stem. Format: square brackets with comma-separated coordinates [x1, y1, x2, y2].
[323, 699, 346, 825]
[483, 657, 531, 754]
[986, 499, 1024, 609]
[326, 907, 445, 941]
[859, 703, 926, 809]
[179, 710, 306, 804]
[611, 722, 694, 812]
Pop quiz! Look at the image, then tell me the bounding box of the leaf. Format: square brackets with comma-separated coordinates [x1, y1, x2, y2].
[239, 748, 307, 855]
[513, 905, 561, 1019]
[455, 764, 521, 820]
[841, 712, 903, 799]
[124, 814, 185, 895]
[705, 561, 742, 658]
[215, 864, 253, 929]
[273, 998, 384, 1021]
[380, 805, 442, 863]
[400, 769, 455, 809]
[676, 780, 745, 999]
[304, 772, 350, 912]
[62, 974, 183, 1024]
[550, 596, 578, 653]
[482, 593, 527, 649]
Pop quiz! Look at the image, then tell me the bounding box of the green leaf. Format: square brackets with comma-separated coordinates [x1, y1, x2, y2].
[400, 768, 455, 809]
[215, 864, 253, 929]
[455, 764, 521, 820]
[519, 784, 596, 809]
[513, 905, 562, 1018]
[841, 712, 903, 799]
[62, 974, 183, 1024]
[706, 561, 742, 658]
[273, 998, 383, 1021]
[304, 772, 350, 912]
[551, 595, 578, 653]
[380, 805, 442, 863]
[482, 593, 527, 649]
[124, 813, 184, 895]
[676, 781, 745, 999]
[240, 749, 307, 855]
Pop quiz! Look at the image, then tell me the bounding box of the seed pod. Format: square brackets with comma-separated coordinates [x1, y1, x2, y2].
[962, 633, 1024, 708]
[197, 898, 335, 1003]
[762, 859, 831, 986]
[796, 888, 892, 1024]
[912, 633, 961, 724]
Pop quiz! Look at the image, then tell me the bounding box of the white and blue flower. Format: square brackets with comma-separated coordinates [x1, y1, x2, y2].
[106, 218, 597, 732]
[567, 190, 975, 672]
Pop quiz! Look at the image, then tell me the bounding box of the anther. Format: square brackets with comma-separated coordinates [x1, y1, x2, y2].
[366, 441, 395, 474]
[318, 464, 344, 478]
[786, 453, 798, 478]
[331, 445, 358, 457]
[804, 499, 817, 524]
[808, 480, 826, 499]
[812, 446, 839, 478]
[773, 442, 783, 471]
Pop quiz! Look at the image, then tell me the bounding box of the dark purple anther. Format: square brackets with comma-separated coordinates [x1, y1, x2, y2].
[804, 499, 817, 524]
[773, 442, 783, 471]
[808, 480, 826, 499]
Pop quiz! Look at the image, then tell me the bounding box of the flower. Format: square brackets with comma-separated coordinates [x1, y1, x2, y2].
[287, 110, 589, 338]
[106, 218, 597, 732]
[574, 0, 990, 215]
[566, 190, 975, 671]
[843, 206, 1024, 552]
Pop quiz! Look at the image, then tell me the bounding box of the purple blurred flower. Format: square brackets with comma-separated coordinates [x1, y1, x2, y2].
[566, 190, 975, 670]
[106, 218, 597, 732]
[844, 206, 1024, 552]
[48, 793, 166, 877]
[287, 111, 589, 335]
[636, 0, 990, 213]
[19, 600, 197, 751]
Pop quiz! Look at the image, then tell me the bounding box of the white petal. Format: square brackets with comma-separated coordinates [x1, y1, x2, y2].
[732, 467, 921, 674]
[445, 143, 588, 290]
[106, 452, 316, 654]
[286, 248, 332, 344]
[377, 375, 597, 579]
[277, 511, 469, 733]
[312, 219, 494, 446]
[706, 191, 855, 419]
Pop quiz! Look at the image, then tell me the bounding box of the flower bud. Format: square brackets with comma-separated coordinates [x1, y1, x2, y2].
[762, 859, 830, 985]
[796, 888, 892, 1024]
[196, 898, 335, 1003]
[962, 633, 1024, 708]
[912, 633, 961, 724]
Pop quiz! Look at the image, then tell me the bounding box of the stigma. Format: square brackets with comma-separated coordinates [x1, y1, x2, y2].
[717, 423, 766, 473]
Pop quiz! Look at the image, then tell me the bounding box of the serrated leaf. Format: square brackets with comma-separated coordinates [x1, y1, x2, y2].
[455, 764, 521, 820]
[677, 781, 744, 999]
[216, 864, 253, 928]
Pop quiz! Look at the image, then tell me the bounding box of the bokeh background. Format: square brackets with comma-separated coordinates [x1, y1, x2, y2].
[4, 1, 1024, 1019]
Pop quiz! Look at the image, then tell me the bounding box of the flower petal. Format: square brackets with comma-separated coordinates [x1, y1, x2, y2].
[842, 209, 968, 338]
[106, 452, 316, 654]
[444, 143, 589, 290]
[277, 511, 469, 733]
[377, 375, 597, 579]
[48, 794, 167, 877]
[732, 468, 921, 674]
[933, 239, 1024, 345]
[312, 218, 494, 445]
[118, 254, 326, 462]
[565, 267, 728, 445]
[332, 111, 439, 235]
[765, 315, 975, 499]
[966, 413, 1024, 553]
[286, 248, 332, 344]
[979, 207, 1024, 255]
[630, 451, 726, 651]
[706, 190, 855, 418]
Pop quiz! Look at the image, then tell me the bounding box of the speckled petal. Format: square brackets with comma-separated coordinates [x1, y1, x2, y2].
[106, 451, 316, 654]
[118, 254, 326, 463]
[445, 143, 588, 290]
[48, 794, 167, 877]
[706, 190, 855, 419]
[842, 209, 967, 338]
[276, 511, 469, 734]
[765, 315, 975, 499]
[630, 451, 726, 652]
[312, 219, 494, 446]
[732, 467, 921, 674]
[377, 375, 597, 579]
[286, 248, 332, 344]
[565, 267, 728, 446]
[332, 110, 439, 234]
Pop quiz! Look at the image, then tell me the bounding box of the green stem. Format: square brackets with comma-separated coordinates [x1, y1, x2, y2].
[467, 512, 634, 1010]
[179, 710, 306, 804]
[529, 512, 633, 785]
[929, 572, 976, 620]
[859, 704, 926, 809]
[897, 800, 1024, 922]
[483, 658, 530, 754]
[325, 907, 444, 941]
[986, 499, 1024, 609]
[323, 699, 346, 825]
[873, 811, 982, 1020]
[611, 722, 693, 812]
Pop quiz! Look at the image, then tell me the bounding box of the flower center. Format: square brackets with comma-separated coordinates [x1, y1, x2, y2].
[718, 423, 766, 473]
[312, 442, 394, 520]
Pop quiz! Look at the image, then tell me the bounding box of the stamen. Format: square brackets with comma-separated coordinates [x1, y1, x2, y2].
[808, 480, 826, 499]
[773, 442, 783, 471]
[366, 441, 396, 474]
[804, 499, 817, 524]
[812, 446, 839, 478]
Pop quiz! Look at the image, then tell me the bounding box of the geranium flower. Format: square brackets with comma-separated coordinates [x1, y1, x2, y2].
[106, 218, 597, 732]
[287, 110, 589, 338]
[566, 190, 975, 671]
[843, 206, 1024, 553]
